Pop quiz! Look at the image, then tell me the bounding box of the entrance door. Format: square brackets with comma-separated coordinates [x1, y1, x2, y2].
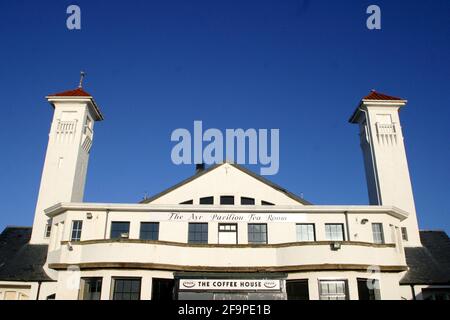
[218, 224, 238, 244]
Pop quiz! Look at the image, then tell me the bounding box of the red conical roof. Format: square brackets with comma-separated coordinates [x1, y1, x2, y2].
[363, 90, 403, 101]
[47, 87, 92, 97]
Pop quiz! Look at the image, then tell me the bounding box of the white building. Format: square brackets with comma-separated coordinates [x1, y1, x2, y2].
[0, 87, 449, 300]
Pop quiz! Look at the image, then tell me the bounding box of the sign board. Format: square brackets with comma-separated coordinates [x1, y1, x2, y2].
[179, 279, 282, 291]
[147, 212, 307, 223]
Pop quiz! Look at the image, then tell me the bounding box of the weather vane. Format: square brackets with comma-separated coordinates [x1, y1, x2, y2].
[78, 71, 86, 88]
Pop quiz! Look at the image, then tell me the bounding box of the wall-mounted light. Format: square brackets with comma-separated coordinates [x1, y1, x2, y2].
[331, 242, 342, 251]
[86, 212, 93, 219]
[67, 242, 73, 251]
[361, 218, 369, 225]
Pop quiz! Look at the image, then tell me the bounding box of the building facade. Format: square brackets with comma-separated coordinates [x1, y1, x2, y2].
[0, 87, 449, 300]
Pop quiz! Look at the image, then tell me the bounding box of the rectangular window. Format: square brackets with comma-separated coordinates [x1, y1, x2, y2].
[240, 197, 255, 205]
[111, 278, 141, 300]
[218, 223, 238, 244]
[286, 280, 309, 300]
[325, 224, 345, 241]
[357, 278, 381, 300]
[200, 196, 214, 205]
[401, 227, 408, 241]
[188, 223, 208, 244]
[79, 277, 102, 300]
[140, 222, 159, 241]
[261, 200, 274, 206]
[248, 224, 268, 244]
[296, 224, 315, 242]
[180, 200, 193, 204]
[220, 196, 234, 205]
[372, 223, 385, 244]
[71, 220, 83, 241]
[44, 223, 52, 238]
[319, 280, 348, 300]
[110, 222, 130, 239]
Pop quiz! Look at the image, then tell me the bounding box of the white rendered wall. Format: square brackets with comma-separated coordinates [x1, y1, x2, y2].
[356, 104, 421, 246]
[30, 101, 96, 244]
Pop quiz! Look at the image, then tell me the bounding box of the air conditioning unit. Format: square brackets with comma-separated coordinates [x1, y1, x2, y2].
[120, 232, 129, 239]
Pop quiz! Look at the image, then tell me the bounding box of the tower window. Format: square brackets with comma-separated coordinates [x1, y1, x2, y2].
[44, 223, 52, 238]
[401, 227, 408, 241]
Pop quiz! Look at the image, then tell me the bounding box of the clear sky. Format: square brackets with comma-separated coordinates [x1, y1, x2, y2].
[0, 0, 449, 234]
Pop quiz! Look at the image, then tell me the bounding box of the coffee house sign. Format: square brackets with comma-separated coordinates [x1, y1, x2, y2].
[179, 279, 282, 291]
[148, 212, 307, 223]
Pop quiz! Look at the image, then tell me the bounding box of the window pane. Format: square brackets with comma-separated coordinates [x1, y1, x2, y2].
[372, 223, 384, 244]
[241, 197, 255, 205]
[112, 279, 141, 300]
[80, 278, 102, 300]
[248, 224, 267, 244]
[320, 280, 347, 300]
[357, 278, 380, 300]
[188, 223, 208, 244]
[71, 220, 83, 241]
[325, 224, 344, 241]
[401, 227, 408, 241]
[110, 222, 130, 239]
[220, 196, 234, 205]
[200, 196, 214, 205]
[296, 224, 315, 241]
[140, 222, 159, 240]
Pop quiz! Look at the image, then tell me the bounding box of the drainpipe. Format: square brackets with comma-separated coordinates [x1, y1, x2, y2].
[104, 209, 110, 239]
[358, 107, 382, 205]
[36, 281, 42, 300]
[344, 211, 351, 241]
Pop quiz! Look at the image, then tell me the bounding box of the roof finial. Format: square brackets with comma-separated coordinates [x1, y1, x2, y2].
[78, 71, 86, 88]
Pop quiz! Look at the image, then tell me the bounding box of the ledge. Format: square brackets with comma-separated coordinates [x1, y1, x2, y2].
[45, 203, 409, 221]
[48, 262, 407, 273]
[60, 239, 396, 249]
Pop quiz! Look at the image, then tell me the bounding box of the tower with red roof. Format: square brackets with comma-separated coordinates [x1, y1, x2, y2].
[350, 90, 421, 246]
[30, 80, 103, 244]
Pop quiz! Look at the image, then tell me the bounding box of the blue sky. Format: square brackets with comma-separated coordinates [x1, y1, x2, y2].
[0, 0, 449, 233]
